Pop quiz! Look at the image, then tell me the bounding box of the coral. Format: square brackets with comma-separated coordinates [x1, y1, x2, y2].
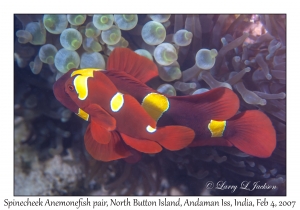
[14, 14, 286, 196]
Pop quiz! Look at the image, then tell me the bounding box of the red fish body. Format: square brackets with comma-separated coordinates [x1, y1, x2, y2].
[65, 69, 195, 153]
[53, 47, 276, 161]
[104, 48, 276, 158]
[54, 66, 195, 161]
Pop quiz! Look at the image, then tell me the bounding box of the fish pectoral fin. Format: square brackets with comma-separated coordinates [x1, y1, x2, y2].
[85, 103, 116, 131]
[84, 125, 132, 162]
[120, 133, 162, 154]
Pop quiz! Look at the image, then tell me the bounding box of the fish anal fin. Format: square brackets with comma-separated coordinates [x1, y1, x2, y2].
[153, 126, 195, 151]
[121, 133, 162, 154]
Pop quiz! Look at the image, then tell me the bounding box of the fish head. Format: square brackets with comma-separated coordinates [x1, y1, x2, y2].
[53, 68, 80, 114]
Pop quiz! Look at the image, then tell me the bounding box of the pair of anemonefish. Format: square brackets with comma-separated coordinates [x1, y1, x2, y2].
[53, 48, 276, 162]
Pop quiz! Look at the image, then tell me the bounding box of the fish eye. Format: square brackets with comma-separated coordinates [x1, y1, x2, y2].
[67, 84, 75, 91]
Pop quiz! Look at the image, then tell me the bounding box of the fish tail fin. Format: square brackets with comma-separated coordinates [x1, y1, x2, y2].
[223, 110, 276, 158]
[107, 47, 158, 83]
[152, 126, 195, 151]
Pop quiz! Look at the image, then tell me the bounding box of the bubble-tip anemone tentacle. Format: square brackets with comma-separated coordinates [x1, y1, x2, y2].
[80, 52, 105, 69]
[85, 22, 101, 38]
[67, 14, 87, 26]
[25, 22, 46, 45]
[60, 28, 83, 51]
[157, 84, 176, 96]
[141, 21, 166, 45]
[158, 61, 182, 82]
[173, 29, 193, 47]
[134, 49, 153, 61]
[107, 37, 129, 51]
[29, 55, 43, 74]
[148, 15, 171, 23]
[38, 44, 58, 64]
[195, 49, 218, 70]
[101, 25, 122, 45]
[43, 14, 68, 34]
[174, 81, 197, 92]
[234, 81, 267, 106]
[93, 15, 114, 30]
[83, 37, 102, 52]
[54, 48, 80, 73]
[199, 71, 232, 90]
[16, 30, 33, 44]
[114, 15, 138, 30]
[154, 43, 178, 66]
[192, 88, 209, 95]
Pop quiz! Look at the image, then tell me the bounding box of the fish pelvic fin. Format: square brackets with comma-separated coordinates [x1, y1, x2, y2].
[84, 125, 132, 162]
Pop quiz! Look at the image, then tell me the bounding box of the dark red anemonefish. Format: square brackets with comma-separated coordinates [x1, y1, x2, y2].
[53, 48, 276, 162]
[53, 52, 197, 162]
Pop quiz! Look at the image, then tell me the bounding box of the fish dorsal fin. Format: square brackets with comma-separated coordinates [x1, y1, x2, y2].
[103, 70, 153, 100]
[107, 48, 158, 83]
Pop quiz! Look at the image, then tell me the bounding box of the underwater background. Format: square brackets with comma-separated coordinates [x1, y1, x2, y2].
[14, 14, 286, 196]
